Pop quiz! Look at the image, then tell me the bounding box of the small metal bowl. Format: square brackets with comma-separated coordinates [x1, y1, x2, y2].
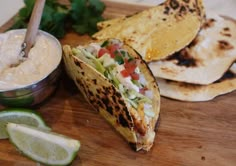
[0, 29, 62, 107]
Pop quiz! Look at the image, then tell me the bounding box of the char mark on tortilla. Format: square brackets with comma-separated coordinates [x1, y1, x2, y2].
[166, 49, 198, 67]
[218, 40, 234, 50]
[214, 69, 235, 83]
[202, 18, 216, 29]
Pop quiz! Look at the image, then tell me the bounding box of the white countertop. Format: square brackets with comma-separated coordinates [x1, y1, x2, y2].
[0, 0, 236, 27]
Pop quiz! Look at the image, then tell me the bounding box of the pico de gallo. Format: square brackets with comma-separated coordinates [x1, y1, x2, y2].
[72, 39, 155, 122]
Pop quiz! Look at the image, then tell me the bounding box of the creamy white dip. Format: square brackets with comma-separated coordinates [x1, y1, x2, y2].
[0, 29, 61, 91]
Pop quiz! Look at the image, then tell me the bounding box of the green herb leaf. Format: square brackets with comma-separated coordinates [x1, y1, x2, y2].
[69, 0, 105, 35]
[9, 0, 105, 38]
[101, 40, 109, 47]
[88, 0, 105, 14]
[114, 53, 124, 65]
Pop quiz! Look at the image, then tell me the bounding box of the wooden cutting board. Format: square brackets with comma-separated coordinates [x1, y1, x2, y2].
[0, 1, 236, 166]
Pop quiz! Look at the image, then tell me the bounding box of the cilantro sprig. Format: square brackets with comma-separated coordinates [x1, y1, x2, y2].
[9, 0, 105, 38]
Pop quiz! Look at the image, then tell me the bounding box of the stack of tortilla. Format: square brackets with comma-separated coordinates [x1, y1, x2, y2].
[93, 0, 236, 101]
[149, 13, 236, 101]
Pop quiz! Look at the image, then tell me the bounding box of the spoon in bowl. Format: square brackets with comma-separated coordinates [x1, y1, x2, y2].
[19, 0, 46, 61]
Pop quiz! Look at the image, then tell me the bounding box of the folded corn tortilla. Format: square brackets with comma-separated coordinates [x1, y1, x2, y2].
[63, 39, 160, 151]
[93, 0, 205, 62]
[149, 14, 236, 85]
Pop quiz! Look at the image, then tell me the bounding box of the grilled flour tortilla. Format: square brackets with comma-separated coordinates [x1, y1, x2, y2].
[156, 63, 236, 102]
[93, 0, 205, 62]
[63, 39, 160, 151]
[149, 14, 236, 85]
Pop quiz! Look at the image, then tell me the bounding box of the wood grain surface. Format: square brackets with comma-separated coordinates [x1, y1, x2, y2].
[0, 2, 236, 166]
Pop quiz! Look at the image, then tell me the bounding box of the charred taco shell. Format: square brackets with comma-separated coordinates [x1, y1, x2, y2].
[63, 39, 160, 151]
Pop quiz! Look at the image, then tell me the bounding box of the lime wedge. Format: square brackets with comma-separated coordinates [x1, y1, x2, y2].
[0, 108, 50, 139]
[7, 123, 80, 166]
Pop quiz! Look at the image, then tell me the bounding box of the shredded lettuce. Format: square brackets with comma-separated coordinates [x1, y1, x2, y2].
[105, 67, 120, 87]
[98, 54, 116, 68]
[80, 48, 105, 74]
[73, 41, 154, 118]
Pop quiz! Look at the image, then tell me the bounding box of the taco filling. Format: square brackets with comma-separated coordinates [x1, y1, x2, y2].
[71, 39, 156, 137]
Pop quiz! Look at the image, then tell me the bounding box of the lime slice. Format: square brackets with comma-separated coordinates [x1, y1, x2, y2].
[0, 108, 50, 139]
[7, 123, 80, 166]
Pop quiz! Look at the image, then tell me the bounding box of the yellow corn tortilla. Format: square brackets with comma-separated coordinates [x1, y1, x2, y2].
[93, 0, 205, 62]
[149, 14, 236, 85]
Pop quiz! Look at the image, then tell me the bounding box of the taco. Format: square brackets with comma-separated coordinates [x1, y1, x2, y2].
[63, 39, 161, 151]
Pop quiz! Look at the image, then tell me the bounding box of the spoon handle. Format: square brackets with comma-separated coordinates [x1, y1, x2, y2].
[22, 0, 46, 58]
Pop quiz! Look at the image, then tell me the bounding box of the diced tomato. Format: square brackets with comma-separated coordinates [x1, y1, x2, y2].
[126, 64, 136, 74]
[98, 48, 109, 58]
[139, 87, 148, 95]
[120, 69, 130, 77]
[107, 44, 120, 51]
[107, 44, 120, 58]
[124, 60, 137, 74]
[130, 72, 139, 80]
